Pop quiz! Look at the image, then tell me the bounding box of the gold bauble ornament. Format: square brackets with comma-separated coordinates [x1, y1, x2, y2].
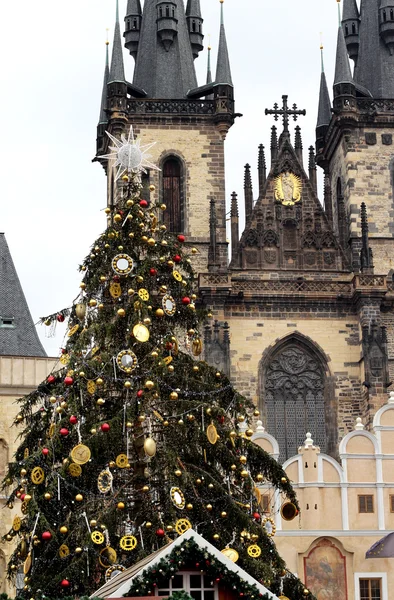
[163, 420, 169, 427]
[256, 474, 264, 482]
[221, 511, 227, 518]
[117, 308, 126, 318]
[206, 504, 213, 511]
[196, 478, 202, 485]
[124, 381, 132, 389]
[96, 378, 104, 386]
[142, 485, 149, 492]
[149, 184, 156, 192]
[128, 288, 135, 296]
[50, 396, 57, 404]
[245, 429, 254, 438]
[239, 456, 247, 464]
[237, 415, 245, 423]
[168, 365, 174, 373]
[170, 391, 178, 401]
[178, 419, 184, 425]
[186, 503, 193, 510]
[175, 469, 182, 477]
[114, 214, 122, 223]
[193, 365, 199, 372]
[24, 494, 32, 502]
[75, 494, 84, 502]
[20, 469, 27, 476]
[117, 502, 125, 510]
[97, 398, 105, 406]
[90, 519, 97, 527]
[213, 534, 220, 540]
[145, 522, 152, 528]
[75, 547, 83, 554]
[240, 470, 249, 478]
[147, 238, 155, 247]
[89, 299, 97, 307]
[109, 461, 116, 468]
[44, 493, 51, 500]
[281, 477, 288, 484]
[254, 409, 260, 417]
[91, 428, 97, 434]
[144, 437, 157, 457]
[155, 308, 164, 318]
[230, 464, 237, 471]
[60, 526, 68, 534]
[145, 380, 155, 390]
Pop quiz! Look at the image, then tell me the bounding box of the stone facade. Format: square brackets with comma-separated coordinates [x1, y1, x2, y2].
[0, 356, 55, 595]
[252, 392, 394, 600]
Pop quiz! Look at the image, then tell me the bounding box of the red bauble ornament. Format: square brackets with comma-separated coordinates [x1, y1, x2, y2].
[42, 531, 52, 541]
[253, 512, 261, 521]
[57, 314, 65, 323]
[182, 297, 191, 306]
[113, 275, 121, 283]
[174, 255, 181, 263]
[42, 448, 49, 456]
[69, 415, 78, 425]
[156, 528, 165, 537]
[177, 235, 186, 243]
[47, 375, 55, 385]
[60, 579, 70, 588]
[140, 200, 148, 208]
[217, 415, 225, 425]
[101, 423, 110, 432]
[61, 348, 67, 354]
[149, 268, 157, 276]
[20, 493, 26, 501]
[165, 342, 173, 350]
[60, 428, 69, 437]
[64, 376, 74, 386]
[137, 390, 144, 398]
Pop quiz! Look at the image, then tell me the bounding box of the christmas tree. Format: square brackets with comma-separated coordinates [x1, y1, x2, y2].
[3, 129, 313, 600]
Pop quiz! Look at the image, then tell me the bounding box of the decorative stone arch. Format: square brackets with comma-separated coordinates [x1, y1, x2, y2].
[339, 429, 379, 457]
[259, 332, 337, 462]
[159, 150, 187, 234]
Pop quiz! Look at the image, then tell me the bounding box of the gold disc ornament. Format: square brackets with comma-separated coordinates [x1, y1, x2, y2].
[175, 519, 192, 535]
[23, 553, 32, 575]
[112, 254, 134, 276]
[59, 544, 70, 558]
[172, 270, 183, 282]
[60, 353, 70, 366]
[221, 548, 239, 563]
[133, 323, 150, 342]
[247, 544, 262, 558]
[12, 516, 21, 532]
[162, 295, 176, 316]
[71, 444, 91, 465]
[110, 282, 122, 299]
[91, 531, 105, 545]
[116, 454, 129, 469]
[31, 467, 45, 485]
[99, 546, 118, 568]
[207, 423, 218, 445]
[68, 324, 79, 337]
[170, 487, 186, 510]
[138, 288, 150, 302]
[21, 501, 28, 515]
[117, 350, 138, 374]
[119, 535, 137, 551]
[68, 463, 82, 477]
[98, 469, 113, 494]
[87, 380, 96, 395]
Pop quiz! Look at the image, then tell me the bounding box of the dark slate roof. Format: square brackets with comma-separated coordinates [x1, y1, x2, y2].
[132, 0, 198, 98]
[342, 0, 359, 21]
[354, 0, 394, 98]
[334, 24, 354, 85]
[109, 0, 126, 83]
[98, 43, 110, 124]
[215, 3, 233, 86]
[317, 71, 332, 128]
[0, 234, 46, 357]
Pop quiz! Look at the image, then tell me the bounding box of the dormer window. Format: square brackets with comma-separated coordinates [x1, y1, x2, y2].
[0, 317, 14, 328]
[156, 573, 218, 600]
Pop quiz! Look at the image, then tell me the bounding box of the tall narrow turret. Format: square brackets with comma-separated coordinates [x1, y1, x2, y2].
[258, 144, 266, 198]
[98, 40, 110, 126]
[132, 0, 197, 98]
[333, 8, 356, 112]
[215, 0, 233, 85]
[186, 0, 204, 59]
[342, 0, 360, 64]
[124, 0, 142, 59]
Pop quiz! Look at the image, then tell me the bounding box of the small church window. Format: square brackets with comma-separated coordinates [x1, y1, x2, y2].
[165, 5, 170, 17]
[391, 9, 394, 20]
[159, 6, 163, 17]
[192, 19, 196, 32]
[133, 18, 137, 30]
[345, 24, 349, 36]
[383, 9, 387, 22]
[0, 317, 14, 328]
[352, 22, 356, 34]
[163, 157, 183, 233]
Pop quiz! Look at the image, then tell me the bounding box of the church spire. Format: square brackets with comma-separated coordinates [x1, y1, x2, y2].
[98, 38, 110, 125]
[131, 0, 198, 98]
[207, 43, 213, 85]
[334, 11, 354, 87]
[215, 0, 233, 85]
[124, 0, 142, 59]
[342, 0, 360, 64]
[109, 0, 126, 83]
[316, 45, 332, 152]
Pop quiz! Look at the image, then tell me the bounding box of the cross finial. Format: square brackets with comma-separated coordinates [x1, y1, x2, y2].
[265, 95, 306, 134]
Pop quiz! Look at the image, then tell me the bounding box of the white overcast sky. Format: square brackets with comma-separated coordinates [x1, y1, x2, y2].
[0, 0, 345, 357]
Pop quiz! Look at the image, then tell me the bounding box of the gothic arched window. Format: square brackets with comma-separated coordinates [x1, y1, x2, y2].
[260, 340, 330, 463]
[162, 157, 183, 233]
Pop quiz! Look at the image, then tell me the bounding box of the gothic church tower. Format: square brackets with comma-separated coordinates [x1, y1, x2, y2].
[96, 0, 236, 270]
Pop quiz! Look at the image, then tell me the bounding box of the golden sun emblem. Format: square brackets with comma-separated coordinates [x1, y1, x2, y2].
[274, 172, 302, 206]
